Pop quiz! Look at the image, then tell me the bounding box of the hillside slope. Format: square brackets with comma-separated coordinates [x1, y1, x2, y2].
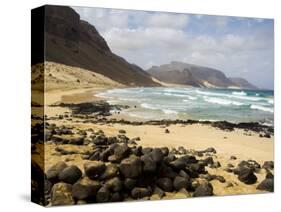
[31, 62, 125, 91]
[38, 5, 159, 87]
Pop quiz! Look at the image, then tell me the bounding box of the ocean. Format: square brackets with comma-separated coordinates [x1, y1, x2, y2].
[96, 87, 274, 126]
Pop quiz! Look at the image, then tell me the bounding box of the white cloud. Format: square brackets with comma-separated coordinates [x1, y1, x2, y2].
[144, 13, 189, 29]
[222, 34, 245, 49]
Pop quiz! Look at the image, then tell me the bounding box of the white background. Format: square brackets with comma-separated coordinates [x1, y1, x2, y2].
[0, 0, 279, 211]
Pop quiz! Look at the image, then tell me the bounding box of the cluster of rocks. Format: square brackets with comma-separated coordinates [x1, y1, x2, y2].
[45, 130, 237, 205]
[224, 159, 274, 191]
[50, 101, 129, 116]
[31, 119, 274, 206]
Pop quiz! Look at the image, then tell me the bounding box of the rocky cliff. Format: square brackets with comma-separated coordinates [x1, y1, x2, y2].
[42, 5, 159, 87]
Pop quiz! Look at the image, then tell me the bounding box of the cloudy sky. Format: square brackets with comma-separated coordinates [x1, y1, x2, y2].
[73, 7, 274, 89]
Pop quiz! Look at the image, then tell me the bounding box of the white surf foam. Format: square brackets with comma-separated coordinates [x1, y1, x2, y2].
[203, 97, 244, 106]
[164, 93, 187, 97]
[250, 105, 273, 113]
[268, 99, 274, 104]
[232, 91, 247, 96]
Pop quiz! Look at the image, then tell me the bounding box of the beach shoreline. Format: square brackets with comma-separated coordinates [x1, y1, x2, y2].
[44, 86, 274, 163]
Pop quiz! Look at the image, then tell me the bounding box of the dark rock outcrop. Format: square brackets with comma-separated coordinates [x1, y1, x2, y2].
[58, 165, 82, 184]
[193, 182, 214, 197]
[257, 178, 274, 192]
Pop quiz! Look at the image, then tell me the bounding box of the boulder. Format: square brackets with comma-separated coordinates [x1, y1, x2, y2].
[68, 136, 84, 145]
[158, 163, 177, 179]
[131, 187, 151, 199]
[46, 161, 67, 184]
[238, 160, 261, 173]
[257, 178, 274, 192]
[89, 152, 100, 161]
[189, 162, 206, 174]
[51, 182, 75, 206]
[84, 161, 106, 179]
[119, 129, 126, 134]
[131, 146, 142, 156]
[173, 176, 190, 191]
[156, 178, 173, 192]
[96, 186, 110, 203]
[110, 192, 123, 202]
[124, 178, 137, 190]
[193, 182, 213, 197]
[237, 167, 257, 184]
[178, 170, 190, 179]
[164, 154, 176, 163]
[72, 177, 101, 200]
[142, 147, 153, 155]
[114, 144, 130, 160]
[119, 157, 142, 178]
[99, 164, 119, 180]
[262, 161, 274, 170]
[149, 148, 164, 163]
[106, 177, 123, 192]
[169, 158, 186, 170]
[100, 148, 112, 162]
[141, 154, 157, 174]
[58, 165, 82, 184]
[93, 135, 107, 145]
[266, 172, 274, 179]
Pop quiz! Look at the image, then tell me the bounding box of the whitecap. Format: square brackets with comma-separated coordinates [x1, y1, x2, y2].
[164, 93, 187, 97]
[203, 97, 244, 106]
[268, 99, 274, 104]
[250, 105, 273, 113]
[232, 91, 247, 96]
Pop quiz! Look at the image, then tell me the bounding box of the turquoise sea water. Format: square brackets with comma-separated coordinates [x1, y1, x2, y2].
[96, 87, 274, 126]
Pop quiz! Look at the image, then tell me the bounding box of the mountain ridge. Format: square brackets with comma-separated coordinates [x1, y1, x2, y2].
[147, 61, 257, 89]
[42, 5, 159, 87]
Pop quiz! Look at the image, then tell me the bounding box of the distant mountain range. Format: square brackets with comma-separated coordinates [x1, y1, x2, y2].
[147, 61, 257, 89]
[42, 5, 159, 87]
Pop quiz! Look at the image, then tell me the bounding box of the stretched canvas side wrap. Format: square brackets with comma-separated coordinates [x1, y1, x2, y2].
[31, 5, 274, 207]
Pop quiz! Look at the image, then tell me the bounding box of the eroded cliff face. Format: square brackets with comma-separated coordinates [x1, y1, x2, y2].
[42, 5, 159, 87]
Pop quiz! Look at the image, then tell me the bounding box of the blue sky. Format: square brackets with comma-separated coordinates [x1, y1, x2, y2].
[73, 7, 274, 89]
